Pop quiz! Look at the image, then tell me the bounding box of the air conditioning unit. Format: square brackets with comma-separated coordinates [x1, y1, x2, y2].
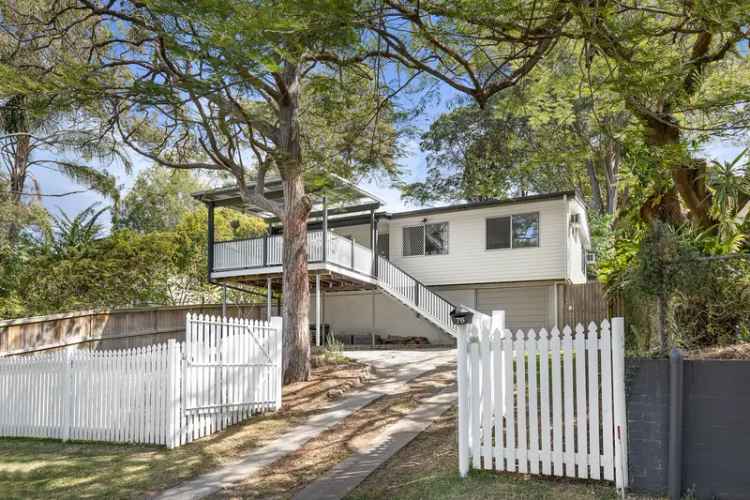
[586, 252, 597, 264]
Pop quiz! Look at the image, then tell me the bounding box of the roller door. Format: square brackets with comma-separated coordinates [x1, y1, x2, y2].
[477, 286, 551, 331]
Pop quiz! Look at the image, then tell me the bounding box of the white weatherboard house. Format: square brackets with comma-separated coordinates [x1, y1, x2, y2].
[193, 178, 590, 345]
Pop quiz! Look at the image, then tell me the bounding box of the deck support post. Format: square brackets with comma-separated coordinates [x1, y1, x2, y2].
[266, 277, 272, 320]
[222, 285, 227, 318]
[263, 233, 268, 267]
[370, 209, 377, 277]
[322, 196, 328, 262]
[315, 273, 321, 347]
[207, 201, 215, 278]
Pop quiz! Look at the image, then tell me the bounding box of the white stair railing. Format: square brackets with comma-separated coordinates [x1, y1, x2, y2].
[213, 229, 457, 337]
[377, 256, 457, 336]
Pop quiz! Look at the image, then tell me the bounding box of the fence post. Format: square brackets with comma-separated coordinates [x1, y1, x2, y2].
[668, 348, 684, 500]
[61, 348, 73, 442]
[166, 339, 179, 449]
[270, 316, 283, 410]
[612, 317, 629, 491]
[457, 319, 470, 478]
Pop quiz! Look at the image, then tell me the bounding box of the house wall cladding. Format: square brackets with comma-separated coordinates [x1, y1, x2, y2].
[314, 290, 454, 345]
[626, 358, 750, 499]
[387, 198, 568, 286]
[0, 303, 271, 356]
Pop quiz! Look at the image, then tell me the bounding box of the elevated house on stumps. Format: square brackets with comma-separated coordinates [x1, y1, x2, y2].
[193, 178, 591, 347]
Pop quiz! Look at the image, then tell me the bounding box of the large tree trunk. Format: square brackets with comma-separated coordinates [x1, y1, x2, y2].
[280, 174, 312, 383]
[6, 133, 30, 243]
[636, 106, 714, 227]
[277, 60, 312, 383]
[586, 159, 605, 215]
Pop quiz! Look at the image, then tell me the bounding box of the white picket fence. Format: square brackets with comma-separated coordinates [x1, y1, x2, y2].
[457, 311, 628, 491]
[180, 314, 283, 446]
[0, 314, 282, 448]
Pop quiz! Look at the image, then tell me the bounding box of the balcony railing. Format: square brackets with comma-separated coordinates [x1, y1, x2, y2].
[213, 230, 373, 276]
[212, 229, 456, 336]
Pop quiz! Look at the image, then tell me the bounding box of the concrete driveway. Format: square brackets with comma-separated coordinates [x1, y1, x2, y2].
[345, 348, 456, 379]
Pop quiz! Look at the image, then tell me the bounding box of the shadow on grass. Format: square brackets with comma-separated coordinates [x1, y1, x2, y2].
[0, 362, 371, 500]
[347, 406, 624, 500]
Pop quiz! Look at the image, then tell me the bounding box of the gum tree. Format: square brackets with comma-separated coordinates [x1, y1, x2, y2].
[17, 0, 570, 382]
[568, 0, 750, 227]
[32, 0, 401, 382]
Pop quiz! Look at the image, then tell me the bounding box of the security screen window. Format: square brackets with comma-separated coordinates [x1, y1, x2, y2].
[425, 222, 449, 255]
[402, 225, 424, 256]
[512, 213, 539, 247]
[486, 216, 511, 249]
[402, 222, 448, 256]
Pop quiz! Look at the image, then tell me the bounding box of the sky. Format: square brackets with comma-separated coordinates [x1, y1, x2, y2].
[34, 131, 747, 229]
[34, 76, 456, 227]
[29, 72, 748, 228]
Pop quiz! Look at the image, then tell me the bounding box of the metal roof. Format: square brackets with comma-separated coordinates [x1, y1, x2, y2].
[192, 174, 384, 219]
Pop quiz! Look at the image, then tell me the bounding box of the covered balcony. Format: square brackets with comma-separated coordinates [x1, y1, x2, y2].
[193, 175, 386, 291]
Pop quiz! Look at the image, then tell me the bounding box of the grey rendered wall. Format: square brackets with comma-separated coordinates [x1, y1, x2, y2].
[681, 361, 750, 500]
[626, 357, 750, 499]
[626, 358, 670, 495]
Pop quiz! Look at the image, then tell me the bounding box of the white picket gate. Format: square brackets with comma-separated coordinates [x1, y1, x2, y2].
[456, 311, 628, 491]
[0, 314, 282, 448]
[179, 314, 282, 446]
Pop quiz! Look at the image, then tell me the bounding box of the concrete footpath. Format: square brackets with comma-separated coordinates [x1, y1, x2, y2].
[157, 349, 454, 500]
[292, 385, 457, 500]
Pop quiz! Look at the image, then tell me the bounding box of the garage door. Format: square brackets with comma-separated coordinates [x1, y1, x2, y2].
[477, 286, 551, 331]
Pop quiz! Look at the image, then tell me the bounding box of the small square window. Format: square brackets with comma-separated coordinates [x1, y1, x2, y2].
[402, 222, 448, 256]
[512, 213, 539, 248]
[402, 226, 424, 256]
[425, 222, 448, 255]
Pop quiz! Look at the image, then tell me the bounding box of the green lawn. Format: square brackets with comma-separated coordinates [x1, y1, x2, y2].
[0, 361, 367, 499]
[0, 415, 288, 499]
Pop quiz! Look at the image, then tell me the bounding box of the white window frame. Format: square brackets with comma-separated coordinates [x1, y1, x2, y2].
[402, 221, 449, 257]
[485, 212, 540, 251]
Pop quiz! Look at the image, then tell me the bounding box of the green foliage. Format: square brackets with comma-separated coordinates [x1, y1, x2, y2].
[670, 257, 750, 348]
[601, 220, 750, 352]
[17, 229, 178, 314]
[3, 198, 266, 318]
[47, 203, 108, 256]
[0, 1, 127, 202]
[703, 149, 750, 253]
[117, 166, 207, 233]
[0, 193, 49, 317]
[402, 41, 633, 213]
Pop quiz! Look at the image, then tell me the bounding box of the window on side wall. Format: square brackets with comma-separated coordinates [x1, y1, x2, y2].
[512, 213, 539, 248]
[402, 222, 448, 256]
[486, 213, 539, 249]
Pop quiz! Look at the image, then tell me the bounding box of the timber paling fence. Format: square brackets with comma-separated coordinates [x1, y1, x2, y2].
[0, 303, 273, 356]
[0, 314, 282, 448]
[457, 310, 628, 491]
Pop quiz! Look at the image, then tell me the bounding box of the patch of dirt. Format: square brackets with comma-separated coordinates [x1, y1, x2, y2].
[280, 362, 372, 414]
[349, 407, 652, 500]
[685, 342, 750, 360]
[212, 362, 457, 499]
